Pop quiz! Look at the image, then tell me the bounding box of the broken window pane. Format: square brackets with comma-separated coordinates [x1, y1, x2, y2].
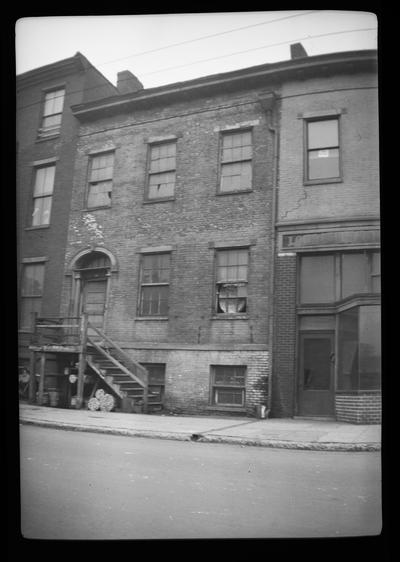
[148, 141, 176, 198]
[87, 180, 112, 208]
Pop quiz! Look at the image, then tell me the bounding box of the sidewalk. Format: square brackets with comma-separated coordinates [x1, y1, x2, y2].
[19, 403, 381, 452]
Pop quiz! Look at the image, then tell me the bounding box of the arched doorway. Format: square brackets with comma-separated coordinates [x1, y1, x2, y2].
[73, 251, 112, 332]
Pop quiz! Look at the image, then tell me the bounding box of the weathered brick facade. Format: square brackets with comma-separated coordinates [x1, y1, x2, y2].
[17, 53, 118, 365]
[274, 50, 380, 423]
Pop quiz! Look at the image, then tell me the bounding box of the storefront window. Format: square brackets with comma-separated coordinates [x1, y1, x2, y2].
[341, 253, 368, 298]
[299, 255, 335, 303]
[337, 305, 381, 391]
[359, 305, 381, 389]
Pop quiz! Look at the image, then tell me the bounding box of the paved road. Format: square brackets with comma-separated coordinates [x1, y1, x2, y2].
[19, 425, 381, 539]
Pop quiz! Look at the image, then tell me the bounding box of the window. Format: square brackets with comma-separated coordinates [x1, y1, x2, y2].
[39, 89, 65, 137]
[20, 263, 45, 330]
[32, 165, 55, 226]
[138, 253, 170, 316]
[305, 118, 340, 181]
[337, 305, 381, 390]
[211, 366, 246, 406]
[219, 130, 252, 193]
[147, 141, 176, 200]
[299, 254, 335, 304]
[87, 152, 115, 208]
[141, 364, 166, 406]
[299, 251, 381, 304]
[216, 248, 249, 313]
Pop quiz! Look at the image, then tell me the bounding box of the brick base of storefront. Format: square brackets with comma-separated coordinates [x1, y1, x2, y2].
[335, 393, 381, 424]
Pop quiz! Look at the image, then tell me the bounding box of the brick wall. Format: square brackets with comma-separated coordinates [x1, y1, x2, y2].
[60, 85, 277, 349]
[272, 253, 297, 417]
[335, 393, 381, 424]
[278, 71, 379, 222]
[122, 346, 270, 416]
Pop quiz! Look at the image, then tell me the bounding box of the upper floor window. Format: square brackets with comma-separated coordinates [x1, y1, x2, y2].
[32, 165, 55, 226]
[216, 248, 249, 314]
[20, 263, 45, 330]
[39, 89, 65, 138]
[299, 250, 381, 304]
[305, 118, 340, 182]
[219, 130, 252, 193]
[138, 253, 171, 316]
[146, 141, 176, 200]
[87, 152, 115, 209]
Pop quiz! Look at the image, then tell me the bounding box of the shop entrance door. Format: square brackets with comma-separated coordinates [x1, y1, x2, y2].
[298, 332, 335, 417]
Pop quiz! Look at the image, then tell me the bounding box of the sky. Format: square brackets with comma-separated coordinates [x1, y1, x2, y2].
[15, 11, 378, 89]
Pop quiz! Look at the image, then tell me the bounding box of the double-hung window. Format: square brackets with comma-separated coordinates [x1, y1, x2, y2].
[147, 141, 176, 200]
[305, 118, 340, 182]
[139, 253, 170, 316]
[32, 165, 55, 226]
[219, 130, 252, 193]
[211, 366, 246, 407]
[39, 89, 65, 137]
[20, 263, 45, 330]
[216, 248, 249, 314]
[87, 152, 115, 208]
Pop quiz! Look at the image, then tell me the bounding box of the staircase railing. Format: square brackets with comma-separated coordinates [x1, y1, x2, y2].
[30, 315, 81, 346]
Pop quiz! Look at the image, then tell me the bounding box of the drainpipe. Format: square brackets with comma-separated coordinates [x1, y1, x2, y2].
[258, 92, 278, 417]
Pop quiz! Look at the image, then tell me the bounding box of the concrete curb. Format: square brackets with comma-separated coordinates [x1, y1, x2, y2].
[19, 418, 381, 452]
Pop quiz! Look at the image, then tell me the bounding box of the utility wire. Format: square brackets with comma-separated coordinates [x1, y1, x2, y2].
[17, 26, 377, 113]
[141, 27, 377, 76]
[96, 10, 321, 66]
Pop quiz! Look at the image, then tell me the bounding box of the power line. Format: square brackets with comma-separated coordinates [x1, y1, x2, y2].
[140, 27, 377, 76]
[96, 11, 322, 67]
[17, 27, 377, 113]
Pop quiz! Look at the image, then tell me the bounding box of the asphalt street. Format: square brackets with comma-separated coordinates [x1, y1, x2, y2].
[19, 425, 382, 540]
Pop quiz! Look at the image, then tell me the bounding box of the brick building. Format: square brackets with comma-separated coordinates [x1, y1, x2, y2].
[17, 53, 118, 368]
[272, 47, 380, 423]
[18, 47, 380, 422]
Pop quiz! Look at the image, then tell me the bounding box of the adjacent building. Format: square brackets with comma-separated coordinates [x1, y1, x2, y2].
[17, 46, 380, 422]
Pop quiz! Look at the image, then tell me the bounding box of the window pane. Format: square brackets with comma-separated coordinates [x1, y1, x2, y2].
[34, 166, 55, 196]
[32, 196, 52, 226]
[87, 181, 112, 207]
[220, 161, 252, 191]
[371, 252, 381, 293]
[214, 366, 245, 386]
[150, 143, 176, 173]
[342, 253, 368, 298]
[22, 264, 44, 296]
[215, 388, 244, 405]
[337, 308, 359, 390]
[308, 120, 338, 149]
[141, 286, 169, 316]
[42, 114, 62, 130]
[148, 171, 175, 198]
[142, 254, 170, 283]
[44, 89, 65, 116]
[300, 255, 335, 303]
[359, 305, 381, 390]
[308, 148, 340, 180]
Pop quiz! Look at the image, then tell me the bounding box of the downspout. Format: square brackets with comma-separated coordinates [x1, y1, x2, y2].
[259, 92, 278, 417]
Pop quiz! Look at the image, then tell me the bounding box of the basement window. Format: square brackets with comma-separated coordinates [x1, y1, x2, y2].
[87, 152, 115, 208]
[216, 248, 249, 313]
[211, 366, 246, 406]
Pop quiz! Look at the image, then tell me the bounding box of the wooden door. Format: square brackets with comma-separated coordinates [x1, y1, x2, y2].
[82, 279, 107, 334]
[298, 332, 335, 417]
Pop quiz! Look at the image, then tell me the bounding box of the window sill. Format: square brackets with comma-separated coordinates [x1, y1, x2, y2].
[143, 197, 175, 204]
[304, 177, 343, 186]
[206, 405, 246, 412]
[82, 206, 111, 211]
[36, 133, 60, 142]
[134, 316, 169, 321]
[24, 225, 50, 231]
[216, 189, 253, 196]
[211, 314, 249, 320]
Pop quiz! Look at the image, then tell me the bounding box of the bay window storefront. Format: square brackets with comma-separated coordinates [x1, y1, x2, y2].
[297, 250, 381, 422]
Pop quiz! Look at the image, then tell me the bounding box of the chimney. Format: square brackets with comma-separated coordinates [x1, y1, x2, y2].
[290, 42, 308, 59]
[117, 70, 144, 94]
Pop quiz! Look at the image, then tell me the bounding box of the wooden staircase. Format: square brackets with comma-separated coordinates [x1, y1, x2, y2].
[85, 328, 150, 413]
